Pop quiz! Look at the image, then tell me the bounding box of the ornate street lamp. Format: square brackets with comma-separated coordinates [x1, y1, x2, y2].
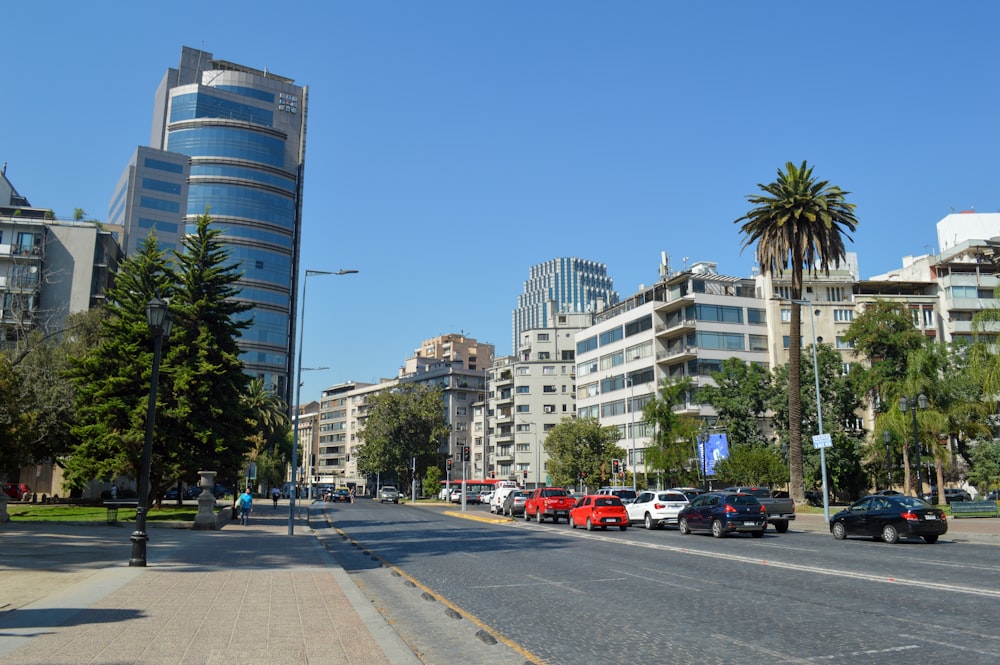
[130, 296, 173, 567]
[900, 393, 928, 498]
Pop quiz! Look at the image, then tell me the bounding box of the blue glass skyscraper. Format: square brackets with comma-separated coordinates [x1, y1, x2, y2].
[112, 47, 307, 403]
[512, 258, 619, 354]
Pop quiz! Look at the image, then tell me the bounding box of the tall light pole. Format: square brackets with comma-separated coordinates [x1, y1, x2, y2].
[793, 299, 830, 523]
[625, 375, 637, 492]
[900, 393, 928, 498]
[130, 297, 173, 567]
[289, 269, 357, 535]
[884, 430, 892, 492]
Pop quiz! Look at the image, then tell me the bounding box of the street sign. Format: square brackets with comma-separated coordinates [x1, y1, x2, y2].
[812, 433, 832, 449]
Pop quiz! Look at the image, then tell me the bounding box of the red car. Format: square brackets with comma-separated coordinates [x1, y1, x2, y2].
[2, 482, 31, 500]
[569, 495, 629, 531]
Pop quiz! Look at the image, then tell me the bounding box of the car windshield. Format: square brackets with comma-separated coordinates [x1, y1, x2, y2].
[660, 493, 687, 502]
[542, 489, 568, 497]
[726, 494, 760, 506]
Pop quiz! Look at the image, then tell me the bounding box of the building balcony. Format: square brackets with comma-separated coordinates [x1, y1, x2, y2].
[655, 318, 697, 338]
[657, 346, 698, 363]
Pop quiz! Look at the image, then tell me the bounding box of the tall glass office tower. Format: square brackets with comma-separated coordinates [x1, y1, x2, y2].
[512, 258, 619, 354]
[112, 47, 307, 403]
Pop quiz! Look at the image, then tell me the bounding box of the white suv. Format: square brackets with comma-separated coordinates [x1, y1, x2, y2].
[626, 490, 690, 529]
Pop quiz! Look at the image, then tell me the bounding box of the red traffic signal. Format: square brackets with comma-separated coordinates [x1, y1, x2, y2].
[447, 459, 453, 470]
[522, 469, 528, 479]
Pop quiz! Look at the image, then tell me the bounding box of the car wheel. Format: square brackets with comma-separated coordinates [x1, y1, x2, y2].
[586, 518, 595, 531]
[619, 525, 627, 531]
[881, 523, 900, 544]
[679, 518, 691, 535]
[773, 520, 789, 534]
[525, 510, 531, 521]
[644, 513, 654, 530]
[536, 513, 545, 525]
[751, 529, 764, 538]
[711, 519, 726, 538]
[832, 522, 847, 540]
[570, 514, 576, 528]
[924, 534, 939, 544]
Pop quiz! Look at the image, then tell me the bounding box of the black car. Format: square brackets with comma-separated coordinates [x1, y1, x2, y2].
[333, 488, 352, 503]
[921, 487, 972, 504]
[677, 491, 767, 538]
[830, 495, 947, 544]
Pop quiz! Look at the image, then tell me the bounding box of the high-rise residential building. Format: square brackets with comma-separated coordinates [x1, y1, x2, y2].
[110, 46, 308, 403]
[575, 259, 769, 484]
[488, 304, 593, 487]
[512, 258, 619, 355]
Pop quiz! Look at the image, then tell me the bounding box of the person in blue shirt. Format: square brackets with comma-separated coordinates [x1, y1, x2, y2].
[236, 488, 253, 525]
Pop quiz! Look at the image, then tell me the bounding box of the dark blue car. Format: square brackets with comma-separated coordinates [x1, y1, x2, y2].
[677, 491, 767, 538]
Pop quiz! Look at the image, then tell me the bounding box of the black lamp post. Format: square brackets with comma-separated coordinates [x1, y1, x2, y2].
[883, 430, 892, 492]
[698, 426, 708, 491]
[130, 296, 173, 567]
[900, 393, 928, 498]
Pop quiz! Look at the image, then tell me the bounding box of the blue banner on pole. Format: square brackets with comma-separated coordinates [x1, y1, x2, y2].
[699, 433, 729, 476]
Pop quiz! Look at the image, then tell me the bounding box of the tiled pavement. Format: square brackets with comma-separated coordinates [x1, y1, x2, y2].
[0, 503, 420, 665]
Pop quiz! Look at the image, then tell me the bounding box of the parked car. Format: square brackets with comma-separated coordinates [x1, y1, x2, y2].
[678, 491, 767, 538]
[830, 494, 948, 544]
[921, 487, 972, 504]
[595, 487, 638, 504]
[524, 487, 576, 523]
[502, 489, 531, 517]
[872, 489, 904, 496]
[569, 495, 629, 531]
[333, 488, 352, 503]
[450, 488, 480, 504]
[183, 485, 203, 499]
[378, 486, 400, 504]
[626, 490, 690, 529]
[671, 487, 704, 502]
[722, 486, 795, 533]
[490, 485, 519, 514]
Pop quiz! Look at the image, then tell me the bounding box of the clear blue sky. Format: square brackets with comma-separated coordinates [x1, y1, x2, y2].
[5, 2, 1000, 403]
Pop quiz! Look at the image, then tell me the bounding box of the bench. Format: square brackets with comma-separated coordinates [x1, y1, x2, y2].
[950, 500, 999, 518]
[104, 500, 138, 525]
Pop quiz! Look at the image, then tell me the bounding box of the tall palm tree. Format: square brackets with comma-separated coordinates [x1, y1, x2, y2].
[242, 378, 290, 458]
[735, 161, 858, 504]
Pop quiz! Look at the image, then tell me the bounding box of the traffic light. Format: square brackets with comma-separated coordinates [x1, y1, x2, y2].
[490, 471, 495, 479]
[580, 471, 587, 480]
[523, 469, 528, 479]
[463, 446, 471, 462]
[612, 459, 620, 475]
[447, 459, 453, 471]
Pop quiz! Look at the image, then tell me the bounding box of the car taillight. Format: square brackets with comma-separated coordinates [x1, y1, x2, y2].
[901, 511, 919, 522]
[760, 504, 767, 514]
[724, 504, 737, 514]
[654, 503, 665, 510]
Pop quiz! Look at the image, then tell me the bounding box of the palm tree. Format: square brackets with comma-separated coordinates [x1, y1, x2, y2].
[735, 161, 858, 504]
[242, 378, 290, 458]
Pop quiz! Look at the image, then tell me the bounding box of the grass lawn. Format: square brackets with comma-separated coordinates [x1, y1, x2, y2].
[5, 503, 208, 522]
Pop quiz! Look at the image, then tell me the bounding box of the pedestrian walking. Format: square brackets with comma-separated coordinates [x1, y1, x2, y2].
[236, 488, 253, 526]
[350, 488, 356, 504]
[271, 487, 280, 507]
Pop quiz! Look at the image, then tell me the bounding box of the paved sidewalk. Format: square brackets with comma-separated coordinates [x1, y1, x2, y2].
[0, 503, 420, 665]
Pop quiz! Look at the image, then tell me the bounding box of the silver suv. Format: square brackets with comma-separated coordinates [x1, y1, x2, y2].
[378, 486, 400, 504]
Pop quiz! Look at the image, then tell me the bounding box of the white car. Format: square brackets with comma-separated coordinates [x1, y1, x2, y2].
[490, 486, 518, 514]
[626, 490, 690, 529]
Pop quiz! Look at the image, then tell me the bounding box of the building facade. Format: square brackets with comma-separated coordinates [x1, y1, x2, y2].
[112, 46, 309, 404]
[512, 257, 618, 355]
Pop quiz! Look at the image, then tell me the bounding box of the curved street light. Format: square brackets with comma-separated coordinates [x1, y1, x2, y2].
[289, 269, 357, 535]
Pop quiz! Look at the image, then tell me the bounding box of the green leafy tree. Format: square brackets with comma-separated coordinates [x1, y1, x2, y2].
[242, 377, 290, 458]
[642, 377, 700, 487]
[714, 445, 788, 487]
[735, 161, 858, 503]
[163, 212, 254, 491]
[0, 360, 32, 472]
[696, 358, 773, 448]
[355, 384, 450, 490]
[771, 343, 867, 499]
[842, 300, 925, 409]
[66, 236, 175, 492]
[967, 440, 1000, 498]
[544, 417, 625, 490]
[423, 465, 443, 497]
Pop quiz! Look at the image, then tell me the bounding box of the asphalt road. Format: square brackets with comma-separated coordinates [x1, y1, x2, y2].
[321, 500, 1000, 665]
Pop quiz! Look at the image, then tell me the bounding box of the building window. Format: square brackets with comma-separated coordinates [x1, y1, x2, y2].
[747, 308, 766, 325]
[516, 366, 531, 375]
[825, 287, 847, 302]
[599, 326, 624, 346]
[749, 334, 768, 352]
[624, 315, 652, 337]
[537, 333, 550, 341]
[836, 336, 855, 349]
[543, 385, 557, 393]
[781, 308, 791, 322]
[516, 385, 530, 394]
[601, 399, 626, 417]
[538, 352, 551, 360]
[577, 336, 598, 354]
[516, 405, 530, 413]
[542, 366, 556, 375]
[833, 309, 854, 322]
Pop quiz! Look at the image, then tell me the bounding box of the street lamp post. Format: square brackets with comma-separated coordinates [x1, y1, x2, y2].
[698, 426, 708, 492]
[884, 430, 892, 492]
[130, 297, 173, 567]
[793, 299, 831, 523]
[900, 393, 928, 498]
[289, 269, 357, 535]
[626, 375, 637, 493]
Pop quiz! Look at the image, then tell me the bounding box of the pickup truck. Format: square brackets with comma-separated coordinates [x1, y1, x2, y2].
[524, 487, 577, 524]
[723, 487, 795, 533]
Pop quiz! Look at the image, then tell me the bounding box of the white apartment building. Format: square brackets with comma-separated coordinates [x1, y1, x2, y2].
[487, 305, 592, 488]
[575, 260, 769, 482]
